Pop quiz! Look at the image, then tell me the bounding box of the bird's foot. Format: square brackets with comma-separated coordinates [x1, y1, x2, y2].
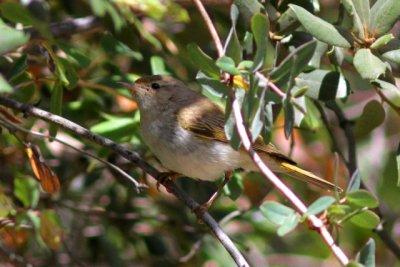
[156, 171, 180, 192]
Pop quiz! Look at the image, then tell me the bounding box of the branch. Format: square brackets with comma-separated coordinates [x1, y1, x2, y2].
[191, 1, 349, 264]
[232, 97, 349, 266]
[0, 116, 147, 192]
[322, 101, 400, 259]
[0, 96, 249, 267]
[26, 16, 102, 39]
[192, 0, 224, 58]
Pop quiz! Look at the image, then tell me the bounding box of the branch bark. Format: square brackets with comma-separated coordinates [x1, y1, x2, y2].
[322, 101, 400, 260]
[191, 0, 349, 265]
[0, 95, 249, 267]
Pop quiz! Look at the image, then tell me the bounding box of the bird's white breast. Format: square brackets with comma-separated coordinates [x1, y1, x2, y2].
[140, 118, 245, 181]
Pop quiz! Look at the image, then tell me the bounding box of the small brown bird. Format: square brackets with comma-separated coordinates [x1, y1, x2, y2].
[122, 75, 340, 208]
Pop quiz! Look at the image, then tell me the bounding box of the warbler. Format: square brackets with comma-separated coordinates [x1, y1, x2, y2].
[122, 75, 340, 208]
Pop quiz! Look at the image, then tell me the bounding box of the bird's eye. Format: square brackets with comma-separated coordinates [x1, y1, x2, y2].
[151, 82, 160, 90]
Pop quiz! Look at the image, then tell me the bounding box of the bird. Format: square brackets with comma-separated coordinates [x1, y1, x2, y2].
[121, 75, 341, 211]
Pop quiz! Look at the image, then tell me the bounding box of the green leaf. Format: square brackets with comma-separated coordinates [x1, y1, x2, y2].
[347, 169, 361, 193]
[353, 49, 386, 80]
[358, 238, 375, 267]
[370, 0, 400, 36]
[187, 43, 220, 79]
[347, 190, 379, 208]
[14, 176, 40, 208]
[216, 56, 240, 75]
[234, 0, 262, 25]
[306, 196, 336, 215]
[354, 100, 385, 138]
[251, 13, 269, 71]
[289, 4, 351, 47]
[277, 214, 299, 236]
[224, 5, 242, 64]
[283, 98, 294, 138]
[0, 25, 30, 55]
[382, 49, 400, 64]
[100, 34, 143, 60]
[49, 82, 63, 137]
[349, 210, 380, 229]
[225, 89, 245, 150]
[370, 33, 394, 49]
[196, 72, 229, 97]
[150, 56, 170, 75]
[0, 191, 14, 217]
[55, 57, 78, 89]
[0, 2, 34, 25]
[353, 0, 370, 26]
[223, 173, 243, 200]
[309, 41, 328, 68]
[346, 262, 365, 267]
[343, 0, 364, 38]
[0, 75, 13, 94]
[270, 40, 317, 87]
[296, 70, 350, 101]
[372, 80, 400, 102]
[9, 54, 28, 78]
[329, 204, 352, 216]
[260, 201, 296, 226]
[90, 114, 139, 141]
[397, 143, 400, 187]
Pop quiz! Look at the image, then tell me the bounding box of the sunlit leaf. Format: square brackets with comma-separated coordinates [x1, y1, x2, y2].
[260, 201, 296, 226]
[349, 210, 380, 229]
[295, 70, 350, 101]
[347, 169, 361, 192]
[347, 190, 379, 208]
[306, 196, 336, 215]
[353, 49, 386, 80]
[289, 4, 351, 47]
[216, 56, 240, 75]
[187, 44, 220, 79]
[358, 238, 375, 267]
[14, 176, 39, 208]
[370, 33, 394, 50]
[0, 24, 30, 55]
[277, 214, 299, 236]
[370, 0, 400, 36]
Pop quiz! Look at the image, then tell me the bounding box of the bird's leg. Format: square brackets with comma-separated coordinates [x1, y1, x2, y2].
[156, 171, 181, 192]
[194, 171, 232, 215]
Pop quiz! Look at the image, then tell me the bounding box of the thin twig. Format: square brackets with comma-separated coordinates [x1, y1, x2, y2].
[0, 96, 249, 267]
[324, 101, 400, 259]
[231, 97, 349, 266]
[191, 0, 348, 264]
[192, 0, 224, 58]
[0, 116, 147, 192]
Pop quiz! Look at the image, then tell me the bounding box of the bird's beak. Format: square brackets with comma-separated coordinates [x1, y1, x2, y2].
[118, 82, 135, 91]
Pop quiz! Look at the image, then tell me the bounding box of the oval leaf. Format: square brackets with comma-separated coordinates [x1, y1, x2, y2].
[260, 201, 296, 226]
[289, 4, 351, 48]
[347, 190, 379, 208]
[353, 49, 386, 80]
[349, 210, 380, 229]
[306, 196, 336, 215]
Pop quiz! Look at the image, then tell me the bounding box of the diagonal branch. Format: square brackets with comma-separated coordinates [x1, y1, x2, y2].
[191, 0, 349, 264]
[0, 95, 249, 267]
[322, 101, 400, 259]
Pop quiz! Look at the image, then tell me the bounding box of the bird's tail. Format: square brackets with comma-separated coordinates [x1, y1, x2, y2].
[279, 162, 342, 192]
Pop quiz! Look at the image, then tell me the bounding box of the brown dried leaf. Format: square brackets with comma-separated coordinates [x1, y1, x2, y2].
[0, 107, 22, 124]
[25, 143, 60, 194]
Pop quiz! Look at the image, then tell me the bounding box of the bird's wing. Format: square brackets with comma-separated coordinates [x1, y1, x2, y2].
[177, 98, 296, 164]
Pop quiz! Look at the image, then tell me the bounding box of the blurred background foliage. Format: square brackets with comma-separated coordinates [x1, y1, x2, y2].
[0, 0, 399, 266]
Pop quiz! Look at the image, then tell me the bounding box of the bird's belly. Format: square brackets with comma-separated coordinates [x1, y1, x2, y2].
[141, 122, 243, 181]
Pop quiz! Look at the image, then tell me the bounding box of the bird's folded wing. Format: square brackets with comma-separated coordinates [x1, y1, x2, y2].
[178, 99, 295, 165]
